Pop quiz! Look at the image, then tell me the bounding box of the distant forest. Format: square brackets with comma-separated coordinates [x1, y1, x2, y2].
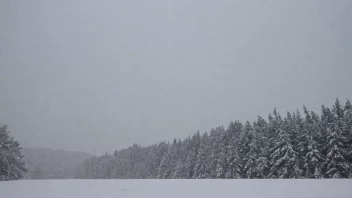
[23, 148, 90, 179]
[0, 128, 91, 181]
[2, 99, 352, 181]
[80, 99, 352, 179]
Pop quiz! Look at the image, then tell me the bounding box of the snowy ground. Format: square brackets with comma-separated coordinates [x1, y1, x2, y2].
[1, 179, 352, 198]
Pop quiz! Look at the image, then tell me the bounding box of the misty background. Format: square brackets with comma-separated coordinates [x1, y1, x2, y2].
[1, 0, 351, 155]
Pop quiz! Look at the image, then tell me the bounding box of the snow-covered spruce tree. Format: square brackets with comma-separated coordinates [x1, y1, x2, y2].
[345, 99, 352, 126]
[292, 110, 304, 152]
[344, 100, 352, 177]
[172, 139, 188, 178]
[215, 141, 227, 178]
[206, 126, 225, 178]
[172, 158, 185, 179]
[298, 106, 323, 178]
[245, 116, 269, 178]
[292, 110, 306, 176]
[168, 139, 181, 178]
[226, 134, 242, 179]
[238, 121, 253, 177]
[193, 141, 210, 179]
[322, 99, 350, 178]
[268, 112, 302, 178]
[266, 110, 281, 178]
[208, 128, 221, 178]
[201, 132, 211, 173]
[253, 116, 270, 178]
[0, 125, 27, 181]
[266, 111, 280, 157]
[185, 133, 200, 178]
[158, 139, 179, 179]
[227, 121, 242, 145]
[243, 122, 260, 178]
[95, 153, 112, 179]
[253, 116, 268, 155]
[158, 151, 171, 178]
[256, 157, 270, 178]
[345, 100, 352, 139]
[144, 145, 158, 178]
[284, 112, 303, 178]
[214, 122, 241, 179]
[320, 105, 334, 145]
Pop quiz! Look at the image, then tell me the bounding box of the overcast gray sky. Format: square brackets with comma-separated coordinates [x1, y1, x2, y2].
[1, 0, 351, 154]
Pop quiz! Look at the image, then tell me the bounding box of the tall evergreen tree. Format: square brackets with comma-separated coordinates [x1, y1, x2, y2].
[253, 116, 269, 178]
[158, 151, 171, 178]
[243, 122, 260, 178]
[344, 100, 352, 176]
[215, 141, 227, 178]
[238, 121, 253, 177]
[322, 99, 351, 178]
[185, 137, 197, 178]
[193, 142, 210, 179]
[299, 106, 323, 178]
[172, 139, 188, 178]
[268, 112, 302, 178]
[226, 135, 242, 179]
[0, 125, 27, 181]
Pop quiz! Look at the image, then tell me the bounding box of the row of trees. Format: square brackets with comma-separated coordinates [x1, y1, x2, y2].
[0, 125, 27, 181]
[81, 99, 352, 179]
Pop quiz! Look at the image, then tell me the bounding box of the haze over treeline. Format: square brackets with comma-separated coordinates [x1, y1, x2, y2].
[22, 148, 90, 179]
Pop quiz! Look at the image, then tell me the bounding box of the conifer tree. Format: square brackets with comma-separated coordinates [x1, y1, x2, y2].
[215, 141, 227, 178]
[238, 121, 253, 177]
[158, 151, 171, 178]
[193, 142, 210, 179]
[226, 135, 242, 179]
[244, 122, 260, 178]
[253, 116, 270, 178]
[299, 106, 323, 178]
[322, 99, 350, 178]
[269, 112, 302, 178]
[0, 125, 27, 181]
[344, 100, 352, 176]
[185, 144, 197, 178]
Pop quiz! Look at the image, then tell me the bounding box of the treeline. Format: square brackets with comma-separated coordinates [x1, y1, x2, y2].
[80, 99, 352, 179]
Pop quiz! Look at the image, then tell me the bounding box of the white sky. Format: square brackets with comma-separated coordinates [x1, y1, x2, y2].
[1, 0, 351, 154]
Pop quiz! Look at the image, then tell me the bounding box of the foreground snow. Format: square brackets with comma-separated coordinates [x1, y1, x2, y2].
[1, 179, 352, 198]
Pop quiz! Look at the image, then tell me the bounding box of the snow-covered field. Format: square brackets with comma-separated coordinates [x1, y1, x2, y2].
[1, 179, 352, 198]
